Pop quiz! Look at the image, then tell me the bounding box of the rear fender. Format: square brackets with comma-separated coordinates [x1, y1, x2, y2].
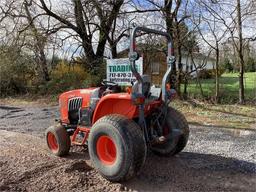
[92, 93, 138, 124]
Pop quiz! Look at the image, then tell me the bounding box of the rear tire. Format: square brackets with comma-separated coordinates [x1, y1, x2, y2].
[151, 107, 189, 156]
[45, 124, 71, 156]
[169, 107, 189, 155]
[88, 114, 147, 182]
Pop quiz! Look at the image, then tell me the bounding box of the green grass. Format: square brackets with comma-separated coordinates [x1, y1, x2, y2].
[183, 72, 256, 102]
[172, 100, 256, 130]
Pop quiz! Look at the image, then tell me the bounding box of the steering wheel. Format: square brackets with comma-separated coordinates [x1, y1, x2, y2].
[101, 80, 118, 96]
[101, 80, 118, 88]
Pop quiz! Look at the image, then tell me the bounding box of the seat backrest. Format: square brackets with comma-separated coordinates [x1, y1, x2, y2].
[132, 75, 151, 98]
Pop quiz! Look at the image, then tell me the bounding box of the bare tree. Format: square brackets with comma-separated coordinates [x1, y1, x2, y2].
[192, 0, 229, 103]
[196, 0, 256, 103]
[236, 0, 245, 104]
[107, 11, 130, 58]
[23, 0, 50, 81]
[145, 0, 190, 95]
[182, 31, 200, 99]
[38, 0, 124, 72]
[0, 0, 51, 82]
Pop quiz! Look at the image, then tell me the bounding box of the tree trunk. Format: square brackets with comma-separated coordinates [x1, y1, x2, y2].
[39, 49, 50, 81]
[110, 43, 118, 58]
[81, 37, 98, 69]
[176, 45, 182, 96]
[96, 30, 108, 58]
[215, 47, 220, 103]
[163, 0, 177, 86]
[191, 54, 204, 98]
[183, 56, 190, 100]
[237, 0, 245, 104]
[183, 70, 188, 100]
[24, 1, 50, 82]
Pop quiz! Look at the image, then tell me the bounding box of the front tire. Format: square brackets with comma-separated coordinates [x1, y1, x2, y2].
[45, 124, 71, 156]
[88, 115, 147, 182]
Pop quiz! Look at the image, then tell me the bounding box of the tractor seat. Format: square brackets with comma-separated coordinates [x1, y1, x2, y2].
[132, 75, 151, 98]
[89, 85, 121, 110]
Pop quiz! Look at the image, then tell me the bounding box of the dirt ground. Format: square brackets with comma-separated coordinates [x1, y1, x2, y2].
[0, 104, 255, 191]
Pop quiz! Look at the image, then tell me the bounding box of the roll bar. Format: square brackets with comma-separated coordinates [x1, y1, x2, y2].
[128, 26, 175, 102]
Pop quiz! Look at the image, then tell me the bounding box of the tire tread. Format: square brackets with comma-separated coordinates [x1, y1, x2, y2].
[89, 114, 146, 182]
[45, 124, 71, 156]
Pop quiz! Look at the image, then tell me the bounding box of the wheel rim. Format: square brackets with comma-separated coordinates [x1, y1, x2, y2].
[47, 132, 58, 152]
[96, 135, 117, 165]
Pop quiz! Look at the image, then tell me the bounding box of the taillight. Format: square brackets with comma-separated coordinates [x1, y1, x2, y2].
[166, 83, 171, 90]
[126, 86, 132, 94]
[133, 96, 145, 105]
[132, 93, 145, 105]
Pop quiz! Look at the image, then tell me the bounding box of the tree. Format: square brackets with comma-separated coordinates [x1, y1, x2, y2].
[145, 0, 190, 95]
[0, 0, 51, 82]
[203, 0, 256, 103]
[182, 31, 200, 99]
[106, 10, 130, 58]
[23, 0, 50, 81]
[0, 45, 36, 95]
[38, 0, 124, 72]
[236, 0, 247, 103]
[192, 0, 228, 103]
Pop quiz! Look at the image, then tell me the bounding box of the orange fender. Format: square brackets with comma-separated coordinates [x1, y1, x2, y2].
[92, 93, 138, 124]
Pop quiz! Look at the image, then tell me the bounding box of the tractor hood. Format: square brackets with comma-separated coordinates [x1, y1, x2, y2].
[59, 88, 98, 123]
[59, 88, 97, 107]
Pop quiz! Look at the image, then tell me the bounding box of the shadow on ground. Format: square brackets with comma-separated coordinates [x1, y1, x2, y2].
[57, 146, 256, 191]
[122, 152, 256, 191]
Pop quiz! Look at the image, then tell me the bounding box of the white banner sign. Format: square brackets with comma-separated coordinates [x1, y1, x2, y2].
[106, 57, 143, 86]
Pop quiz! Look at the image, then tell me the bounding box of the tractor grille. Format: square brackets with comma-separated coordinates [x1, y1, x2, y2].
[68, 97, 83, 111]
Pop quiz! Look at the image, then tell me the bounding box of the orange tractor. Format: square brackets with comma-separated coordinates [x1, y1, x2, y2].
[46, 26, 189, 182]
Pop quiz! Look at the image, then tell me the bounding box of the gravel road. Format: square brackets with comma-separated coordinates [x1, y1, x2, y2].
[0, 104, 255, 191]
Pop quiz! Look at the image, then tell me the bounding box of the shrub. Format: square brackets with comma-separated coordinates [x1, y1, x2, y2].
[39, 62, 86, 94]
[221, 58, 233, 72]
[39, 61, 105, 95]
[0, 48, 107, 96]
[0, 46, 36, 96]
[246, 57, 256, 72]
[197, 69, 213, 79]
[198, 68, 225, 79]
